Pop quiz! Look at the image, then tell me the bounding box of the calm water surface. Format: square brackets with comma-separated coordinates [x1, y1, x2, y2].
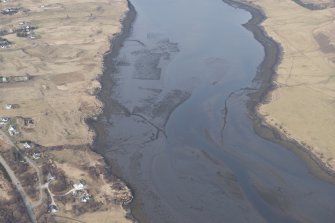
[94, 0, 335, 222]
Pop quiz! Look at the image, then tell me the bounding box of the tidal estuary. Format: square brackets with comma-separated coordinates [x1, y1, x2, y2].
[92, 0, 335, 222]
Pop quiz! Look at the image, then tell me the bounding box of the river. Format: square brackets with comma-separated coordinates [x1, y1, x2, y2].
[92, 0, 335, 222]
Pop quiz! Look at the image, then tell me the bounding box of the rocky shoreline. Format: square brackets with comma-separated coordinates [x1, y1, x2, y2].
[88, 1, 139, 222]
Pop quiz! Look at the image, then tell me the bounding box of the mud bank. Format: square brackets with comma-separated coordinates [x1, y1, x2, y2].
[88, 1, 138, 222]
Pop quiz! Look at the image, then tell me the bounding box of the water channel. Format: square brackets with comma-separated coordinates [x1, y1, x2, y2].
[93, 0, 335, 222]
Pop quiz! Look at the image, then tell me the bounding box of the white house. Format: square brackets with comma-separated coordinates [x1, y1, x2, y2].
[8, 125, 19, 136]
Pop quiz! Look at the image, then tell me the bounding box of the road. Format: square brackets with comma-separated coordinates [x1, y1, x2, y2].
[25, 156, 44, 209]
[0, 155, 37, 223]
[41, 182, 56, 207]
[0, 129, 38, 223]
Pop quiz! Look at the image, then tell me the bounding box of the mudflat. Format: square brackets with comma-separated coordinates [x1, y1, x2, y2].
[237, 0, 335, 171]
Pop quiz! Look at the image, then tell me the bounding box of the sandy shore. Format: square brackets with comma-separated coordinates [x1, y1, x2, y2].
[0, 0, 134, 222]
[227, 0, 335, 174]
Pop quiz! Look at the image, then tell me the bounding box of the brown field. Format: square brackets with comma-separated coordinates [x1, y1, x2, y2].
[0, 0, 132, 222]
[43, 147, 133, 223]
[53, 209, 130, 223]
[0, 169, 12, 201]
[0, 0, 128, 147]
[237, 0, 335, 171]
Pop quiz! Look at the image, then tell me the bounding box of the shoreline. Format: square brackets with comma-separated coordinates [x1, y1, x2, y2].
[223, 0, 335, 182]
[88, 1, 140, 222]
[292, 0, 333, 10]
